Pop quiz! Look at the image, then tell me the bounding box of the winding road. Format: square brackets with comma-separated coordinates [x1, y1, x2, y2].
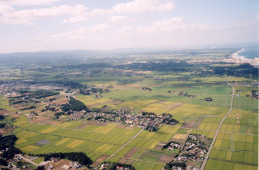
[200, 82, 235, 170]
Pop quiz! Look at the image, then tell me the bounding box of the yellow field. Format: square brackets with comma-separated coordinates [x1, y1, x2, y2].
[56, 138, 71, 146]
[149, 140, 159, 149]
[226, 151, 232, 161]
[94, 126, 114, 134]
[16, 130, 37, 138]
[158, 125, 180, 134]
[106, 124, 118, 128]
[95, 144, 113, 153]
[214, 140, 222, 148]
[192, 76, 249, 82]
[41, 127, 58, 133]
[56, 122, 72, 128]
[76, 95, 113, 106]
[16, 138, 27, 144]
[21, 145, 39, 152]
[66, 139, 84, 148]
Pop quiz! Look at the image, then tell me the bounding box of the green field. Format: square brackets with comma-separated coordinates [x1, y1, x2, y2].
[0, 53, 258, 170]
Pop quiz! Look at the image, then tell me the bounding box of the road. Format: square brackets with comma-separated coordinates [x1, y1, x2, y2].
[200, 82, 235, 170]
[16, 154, 39, 167]
[105, 128, 144, 161]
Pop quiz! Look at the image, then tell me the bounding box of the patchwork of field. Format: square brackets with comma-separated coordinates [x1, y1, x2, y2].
[13, 116, 182, 167]
[0, 95, 17, 112]
[3, 76, 257, 169]
[76, 83, 233, 111]
[205, 86, 258, 170]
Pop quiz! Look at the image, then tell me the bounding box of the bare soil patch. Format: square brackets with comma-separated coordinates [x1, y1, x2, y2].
[124, 148, 138, 158]
[193, 117, 204, 129]
[125, 159, 135, 165]
[0, 110, 10, 115]
[36, 140, 51, 145]
[172, 134, 187, 140]
[95, 155, 108, 163]
[181, 121, 196, 128]
[75, 124, 86, 129]
[168, 103, 184, 109]
[159, 155, 175, 163]
[83, 121, 109, 126]
[53, 159, 71, 170]
[118, 158, 127, 164]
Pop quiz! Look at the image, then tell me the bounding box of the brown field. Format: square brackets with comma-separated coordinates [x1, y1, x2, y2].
[95, 155, 108, 163]
[118, 158, 127, 164]
[159, 155, 175, 163]
[182, 121, 196, 128]
[125, 159, 135, 165]
[172, 134, 188, 140]
[124, 148, 139, 158]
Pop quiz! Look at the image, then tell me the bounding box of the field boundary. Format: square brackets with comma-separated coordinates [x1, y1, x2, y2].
[105, 128, 144, 161]
[201, 82, 235, 170]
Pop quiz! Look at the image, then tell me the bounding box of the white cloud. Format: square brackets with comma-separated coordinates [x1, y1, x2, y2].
[117, 17, 214, 37]
[255, 14, 259, 21]
[0, 0, 175, 25]
[63, 15, 87, 23]
[112, 0, 174, 14]
[89, 9, 111, 18]
[0, 4, 87, 24]
[88, 0, 174, 19]
[0, 0, 61, 6]
[109, 15, 131, 23]
[51, 24, 109, 39]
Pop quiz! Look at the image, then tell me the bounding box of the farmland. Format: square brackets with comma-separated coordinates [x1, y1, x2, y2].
[0, 49, 258, 169]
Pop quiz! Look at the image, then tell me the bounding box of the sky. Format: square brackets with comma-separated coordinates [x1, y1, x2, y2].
[0, 0, 258, 53]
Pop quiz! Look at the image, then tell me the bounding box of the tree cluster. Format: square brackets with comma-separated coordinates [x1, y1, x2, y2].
[101, 161, 136, 170]
[62, 97, 89, 112]
[0, 115, 5, 121]
[35, 152, 92, 165]
[0, 135, 21, 160]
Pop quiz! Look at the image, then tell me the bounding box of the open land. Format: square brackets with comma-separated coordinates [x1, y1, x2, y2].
[0, 48, 258, 169]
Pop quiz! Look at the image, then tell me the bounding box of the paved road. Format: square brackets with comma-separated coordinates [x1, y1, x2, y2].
[105, 128, 144, 161]
[200, 82, 235, 170]
[16, 154, 39, 167]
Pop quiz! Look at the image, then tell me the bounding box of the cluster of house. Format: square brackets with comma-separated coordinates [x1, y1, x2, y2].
[166, 134, 212, 170]
[201, 98, 213, 102]
[64, 108, 178, 132]
[168, 90, 196, 98]
[162, 141, 181, 151]
[123, 112, 178, 131]
[42, 104, 61, 112]
[144, 75, 166, 81]
[67, 111, 118, 121]
[79, 85, 113, 98]
[250, 90, 259, 99]
[40, 157, 81, 169]
[98, 162, 133, 170]
[142, 87, 152, 91]
[0, 81, 64, 96]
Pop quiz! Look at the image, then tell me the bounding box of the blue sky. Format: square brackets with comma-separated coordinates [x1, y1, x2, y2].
[0, 0, 258, 53]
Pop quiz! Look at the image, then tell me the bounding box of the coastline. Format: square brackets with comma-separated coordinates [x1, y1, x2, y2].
[224, 48, 259, 67]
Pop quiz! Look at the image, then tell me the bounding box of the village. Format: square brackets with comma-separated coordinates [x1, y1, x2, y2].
[0, 81, 180, 132]
[45, 103, 179, 132]
[164, 134, 212, 170]
[0, 153, 83, 170]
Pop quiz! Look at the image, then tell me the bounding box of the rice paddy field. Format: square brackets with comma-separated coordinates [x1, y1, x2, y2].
[0, 66, 258, 170]
[204, 86, 258, 170]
